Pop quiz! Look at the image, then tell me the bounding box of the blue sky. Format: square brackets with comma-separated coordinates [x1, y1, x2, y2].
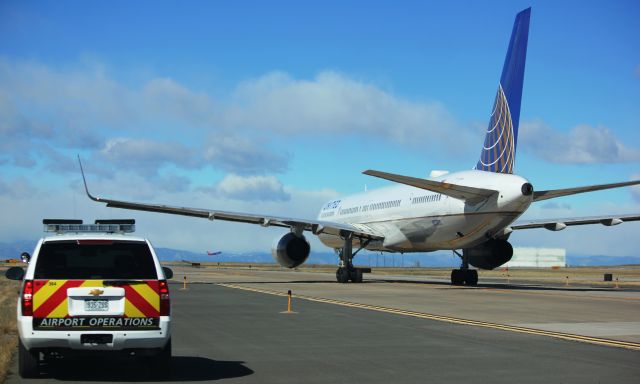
[1, 1, 639, 257]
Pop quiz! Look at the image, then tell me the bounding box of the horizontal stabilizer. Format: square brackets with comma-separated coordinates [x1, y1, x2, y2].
[533, 180, 640, 202]
[509, 214, 640, 232]
[363, 169, 498, 203]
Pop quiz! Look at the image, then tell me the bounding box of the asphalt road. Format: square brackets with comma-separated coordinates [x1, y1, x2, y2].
[6, 282, 640, 383]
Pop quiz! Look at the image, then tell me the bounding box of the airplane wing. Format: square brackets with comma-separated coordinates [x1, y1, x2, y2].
[533, 180, 640, 202]
[363, 169, 498, 203]
[508, 214, 640, 232]
[79, 159, 383, 241]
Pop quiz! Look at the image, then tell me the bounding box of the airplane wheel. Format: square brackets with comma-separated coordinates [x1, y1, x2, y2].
[336, 268, 350, 283]
[464, 270, 478, 286]
[451, 269, 464, 285]
[350, 269, 363, 283]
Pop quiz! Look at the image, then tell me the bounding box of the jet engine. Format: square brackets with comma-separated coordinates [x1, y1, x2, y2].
[271, 232, 311, 268]
[464, 239, 513, 270]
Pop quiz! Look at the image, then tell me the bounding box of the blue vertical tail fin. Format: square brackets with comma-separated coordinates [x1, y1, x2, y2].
[475, 8, 530, 174]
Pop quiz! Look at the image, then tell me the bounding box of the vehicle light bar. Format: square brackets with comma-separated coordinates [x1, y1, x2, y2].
[95, 219, 135, 225]
[43, 219, 135, 234]
[42, 219, 83, 225]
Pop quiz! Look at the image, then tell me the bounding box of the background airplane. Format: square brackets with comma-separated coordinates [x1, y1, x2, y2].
[207, 251, 222, 256]
[79, 8, 640, 286]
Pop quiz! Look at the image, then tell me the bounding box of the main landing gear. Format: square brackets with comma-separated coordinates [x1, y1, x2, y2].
[335, 232, 370, 283]
[451, 250, 478, 286]
[336, 266, 362, 284]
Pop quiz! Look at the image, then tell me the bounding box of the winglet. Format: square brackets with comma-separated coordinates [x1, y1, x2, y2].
[77, 155, 101, 202]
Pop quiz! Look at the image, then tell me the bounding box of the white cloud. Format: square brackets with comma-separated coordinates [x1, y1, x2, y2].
[0, 92, 53, 139]
[204, 135, 288, 175]
[98, 137, 199, 175]
[0, 58, 463, 147]
[0, 58, 135, 127]
[141, 77, 216, 124]
[41, 147, 79, 174]
[0, 177, 41, 199]
[520, 120, 640, 163]
[0, 92, 54, 166]
[0, 59, 215, 159]
[0, 58, 467, 179]
[213, 174, 290, 202]
[226, 71, 463, 147]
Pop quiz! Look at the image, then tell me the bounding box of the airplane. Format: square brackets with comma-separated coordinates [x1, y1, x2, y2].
[207, 251, 222, 256]
[79, 8, 640, 286]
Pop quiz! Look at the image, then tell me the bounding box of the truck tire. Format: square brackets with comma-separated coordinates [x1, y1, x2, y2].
[149, 338, 172, 379]
[18, 339, 39, 378]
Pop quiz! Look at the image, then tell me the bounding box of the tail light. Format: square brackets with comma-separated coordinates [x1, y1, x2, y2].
[22, 280, 34, 316]
[159, 280, 170, 316]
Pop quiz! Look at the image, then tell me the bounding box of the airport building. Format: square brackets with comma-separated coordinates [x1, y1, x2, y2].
[504, 247, 566, 268]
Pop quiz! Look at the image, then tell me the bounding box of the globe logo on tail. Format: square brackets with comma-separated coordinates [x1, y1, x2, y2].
[475, 84, 515, 174]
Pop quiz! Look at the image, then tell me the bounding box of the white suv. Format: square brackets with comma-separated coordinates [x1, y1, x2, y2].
[5, 219, 173, 378]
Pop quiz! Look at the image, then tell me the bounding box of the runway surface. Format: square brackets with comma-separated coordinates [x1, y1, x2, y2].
[6, 268, 640, 383]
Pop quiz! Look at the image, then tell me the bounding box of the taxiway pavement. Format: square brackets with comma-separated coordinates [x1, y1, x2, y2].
[177, 267, 640, 344]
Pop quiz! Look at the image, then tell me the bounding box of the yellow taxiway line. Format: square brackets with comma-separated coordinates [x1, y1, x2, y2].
[218, 282, 640, 352]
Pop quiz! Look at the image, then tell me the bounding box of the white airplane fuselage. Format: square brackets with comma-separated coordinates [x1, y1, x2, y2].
[317, 170, 533, 252]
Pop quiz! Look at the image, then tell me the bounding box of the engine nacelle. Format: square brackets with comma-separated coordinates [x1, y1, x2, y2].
[271, 232, 311, 268]
[464, 239, 513, 270]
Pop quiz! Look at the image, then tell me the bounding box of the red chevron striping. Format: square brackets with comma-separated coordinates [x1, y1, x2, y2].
[146, 280, 159, 291]
[33, 280, 84, 318]
[123, 284, 158, 317]
[33, 280, 48, 295]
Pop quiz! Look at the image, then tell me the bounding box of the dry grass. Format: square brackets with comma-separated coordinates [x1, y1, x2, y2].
[0, 278, 20, 382]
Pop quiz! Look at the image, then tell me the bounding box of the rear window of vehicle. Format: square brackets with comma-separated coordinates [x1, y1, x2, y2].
[34, 240, 157, 279]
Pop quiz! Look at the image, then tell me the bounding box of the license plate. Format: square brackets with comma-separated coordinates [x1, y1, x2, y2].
[85, 299, 109, 312]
